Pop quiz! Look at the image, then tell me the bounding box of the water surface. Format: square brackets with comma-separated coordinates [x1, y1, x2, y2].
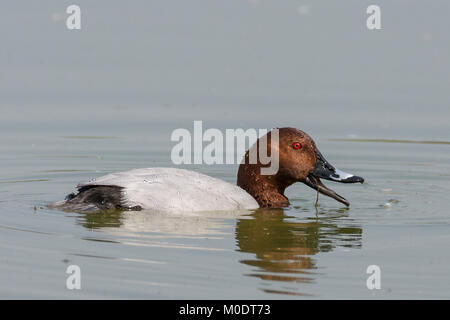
[1, 0, 449, 299]
[1, 127, 449, 299]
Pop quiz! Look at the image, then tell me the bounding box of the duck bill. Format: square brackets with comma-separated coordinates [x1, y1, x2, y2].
[304, 150, 364, 206]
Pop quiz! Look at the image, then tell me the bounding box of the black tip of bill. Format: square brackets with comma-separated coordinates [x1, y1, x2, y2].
[339, 175, 364, 184]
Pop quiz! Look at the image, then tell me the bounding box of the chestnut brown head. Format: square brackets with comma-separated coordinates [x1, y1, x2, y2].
[237, 127, 364, 207]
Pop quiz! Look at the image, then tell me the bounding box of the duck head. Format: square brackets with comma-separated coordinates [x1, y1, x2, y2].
[237, 127, 364, 207]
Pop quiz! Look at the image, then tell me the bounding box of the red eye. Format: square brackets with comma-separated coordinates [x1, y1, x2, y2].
[292, 142, 302, 150]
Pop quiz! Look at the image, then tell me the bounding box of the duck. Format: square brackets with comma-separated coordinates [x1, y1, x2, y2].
[49, 128, 364, 213]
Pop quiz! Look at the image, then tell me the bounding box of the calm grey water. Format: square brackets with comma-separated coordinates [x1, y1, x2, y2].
[1, 1, 449, 299]
[1, 116, 449, 299]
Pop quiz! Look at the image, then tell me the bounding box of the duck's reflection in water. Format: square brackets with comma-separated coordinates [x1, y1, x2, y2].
[75, 207, 362, 296]
[77, 210, 124, 230]
[77, 209, 250, 236]
[235, 208, 362, 296]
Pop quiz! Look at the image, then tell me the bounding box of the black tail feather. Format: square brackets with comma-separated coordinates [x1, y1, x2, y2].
[49, 185, 141, 213]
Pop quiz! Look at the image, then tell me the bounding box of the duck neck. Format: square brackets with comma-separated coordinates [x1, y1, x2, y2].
[237, 164, 293, 208]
